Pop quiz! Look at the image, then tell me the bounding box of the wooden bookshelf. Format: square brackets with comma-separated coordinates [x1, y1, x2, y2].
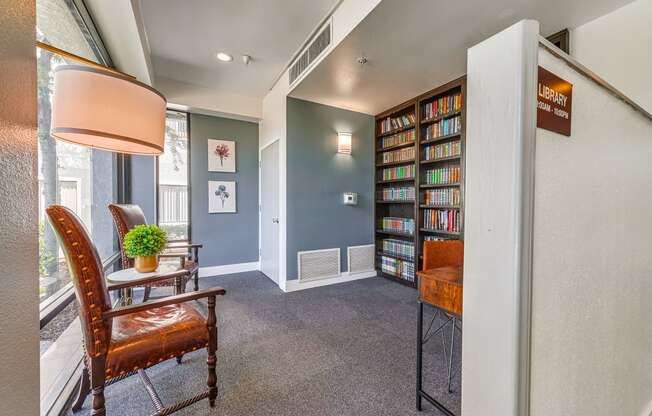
[374, 76, 466, 288]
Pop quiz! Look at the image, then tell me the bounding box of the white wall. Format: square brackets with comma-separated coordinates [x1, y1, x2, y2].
[571, 0, 652, 114]
[0, 1, 40, 414]
[462, 20, 539, 416]
[530, 47, 652, 416]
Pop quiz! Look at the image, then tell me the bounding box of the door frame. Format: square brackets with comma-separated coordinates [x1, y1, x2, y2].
[258, 138, 284, 289]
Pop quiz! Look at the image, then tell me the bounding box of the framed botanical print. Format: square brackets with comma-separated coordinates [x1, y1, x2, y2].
[208, 139, 236, 172]
[208, 181, 236, 213]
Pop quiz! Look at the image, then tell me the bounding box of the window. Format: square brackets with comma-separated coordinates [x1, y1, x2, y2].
[158, 111, 190, 241]
[37, 0, 120, 352]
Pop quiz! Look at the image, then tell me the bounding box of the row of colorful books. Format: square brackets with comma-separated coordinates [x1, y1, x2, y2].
[423, 166, 461, 185]
[424, 235, 458, 242]
[422, 92, 463, 120]
[381, 129, 415, 149]
[381, 186, 415, 201]
[381, 164, 415, 181]
[423, 209, 460, 233]
[381, 217, 415, 235]
[424, 115, 462, 141]
[381, 256, 415, 282]
[381, 146, 415, 164]
[382, 238, 415, 260]
[423, 140, 461, 161]
[423, 188, 460, 206]
[379, 113, 416, 134]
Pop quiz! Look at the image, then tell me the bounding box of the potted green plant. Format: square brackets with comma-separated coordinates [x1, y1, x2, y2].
[123, 224, 167, 273]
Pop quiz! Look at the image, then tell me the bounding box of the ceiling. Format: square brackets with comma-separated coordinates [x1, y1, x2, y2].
[140, 0, 339, 117]
[290, 0, 634, 115]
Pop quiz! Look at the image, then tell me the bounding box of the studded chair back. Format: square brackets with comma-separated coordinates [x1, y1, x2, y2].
[108, 203, 148, 269]
[45, 205, 112, 358]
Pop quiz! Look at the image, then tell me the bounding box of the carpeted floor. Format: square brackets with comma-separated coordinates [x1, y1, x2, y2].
[68, 272, 461, 415]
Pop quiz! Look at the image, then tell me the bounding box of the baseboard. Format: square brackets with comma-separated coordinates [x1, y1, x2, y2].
[199, 261, 260, 278]
[283, 270, 377, 292]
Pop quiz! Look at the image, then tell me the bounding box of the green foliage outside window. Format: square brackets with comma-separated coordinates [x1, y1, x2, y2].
[123, 224, 167, 258]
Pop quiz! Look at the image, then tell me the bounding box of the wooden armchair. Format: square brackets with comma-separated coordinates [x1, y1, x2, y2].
[108, 204, 202, 301]
[46, 205, 224, 415]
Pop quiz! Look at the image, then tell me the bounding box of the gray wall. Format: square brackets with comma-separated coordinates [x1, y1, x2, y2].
[190, 113, 259, 267]
[0, 1, 40, 413]
[286, 97, 374, 279]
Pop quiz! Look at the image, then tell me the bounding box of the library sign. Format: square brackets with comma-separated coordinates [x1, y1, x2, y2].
[537, 66, 572, 136]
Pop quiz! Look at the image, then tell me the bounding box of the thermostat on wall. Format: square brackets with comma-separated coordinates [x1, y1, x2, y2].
[343, 192, 358, 206]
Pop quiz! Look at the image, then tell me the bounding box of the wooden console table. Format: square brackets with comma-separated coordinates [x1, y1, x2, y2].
[416, 266, 463, 415]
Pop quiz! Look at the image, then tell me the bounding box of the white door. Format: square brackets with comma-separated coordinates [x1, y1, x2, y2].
[260, 140, 280, 284]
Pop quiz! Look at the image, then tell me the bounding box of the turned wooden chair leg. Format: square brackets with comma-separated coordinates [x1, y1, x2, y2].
[206, 295, 217, 407]
[89, 359, 106, 416]
[143, 286, 152, 302]
[194, 271, 199, 291]
[72, 365, 91, 412]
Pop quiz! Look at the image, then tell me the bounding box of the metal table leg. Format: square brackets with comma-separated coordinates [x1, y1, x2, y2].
[417, 301, 458, 416]
[416, 301, 423, 411]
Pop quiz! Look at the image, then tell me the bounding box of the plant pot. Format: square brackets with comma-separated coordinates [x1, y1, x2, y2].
[134, 255, 158, 273]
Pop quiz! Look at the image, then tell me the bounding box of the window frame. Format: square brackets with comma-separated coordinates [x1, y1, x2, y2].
[156, 110, 192, 242]
[37, 0, 129, 325]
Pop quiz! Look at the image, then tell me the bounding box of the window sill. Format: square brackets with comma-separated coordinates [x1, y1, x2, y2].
[40, 318, 83, 416]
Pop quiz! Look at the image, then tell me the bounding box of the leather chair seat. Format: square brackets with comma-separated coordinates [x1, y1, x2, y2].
[105, 303, 208, 378]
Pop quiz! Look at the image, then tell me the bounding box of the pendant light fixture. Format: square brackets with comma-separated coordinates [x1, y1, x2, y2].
[51, 65, 167, 155]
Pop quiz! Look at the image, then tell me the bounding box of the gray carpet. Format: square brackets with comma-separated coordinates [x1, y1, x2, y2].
[68, 272, 461, 415]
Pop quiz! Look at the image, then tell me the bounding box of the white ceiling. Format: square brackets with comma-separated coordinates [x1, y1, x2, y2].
[140, 0, 339, 117]
[290, 0, 635, 115]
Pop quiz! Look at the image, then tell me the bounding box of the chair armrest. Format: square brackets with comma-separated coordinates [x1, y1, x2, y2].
[103, 287, 226, 319]
[107, 269, 190, 291]
[165, 242, 203, 250]
[158, 253, 187, 259]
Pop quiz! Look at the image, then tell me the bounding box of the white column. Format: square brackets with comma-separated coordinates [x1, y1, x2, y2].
[0, 1, 40, 414]
[462, 19, 539, 416]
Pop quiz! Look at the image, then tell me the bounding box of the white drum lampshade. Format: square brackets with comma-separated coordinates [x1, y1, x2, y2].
[51, 65, 166, 155]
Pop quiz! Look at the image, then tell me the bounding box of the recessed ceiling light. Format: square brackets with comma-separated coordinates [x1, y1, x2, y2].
[216, 52, 233, 62]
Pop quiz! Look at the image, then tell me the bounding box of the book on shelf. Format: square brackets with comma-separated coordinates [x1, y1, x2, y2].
[381, 255, 415, 282]
[423, 166, 461, 185]
[423, 140, 461, 161]
[423, 235, 457, 242]
[381, 164, 415, 181]
[382, 238, 415, 260]
[423, 188, 460, 206]
[381, 129, 415, 149]
[379, 113, 416, 134]
[424, 115, 461, 141]
[422, 209, 460, 233]
[381, 186, 415, 202]
[423, 92, 463, 120]
[381, 146, 415, 164]
[380, 217, 415, 235]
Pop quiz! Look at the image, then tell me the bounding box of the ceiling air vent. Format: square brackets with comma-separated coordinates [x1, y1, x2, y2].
[289, 22, 331, 86]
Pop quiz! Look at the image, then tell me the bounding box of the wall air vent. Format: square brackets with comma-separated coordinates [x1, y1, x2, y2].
[347, 244, 375, 274]
[289, 21, 331, 86]
[297, 248, 340, 281]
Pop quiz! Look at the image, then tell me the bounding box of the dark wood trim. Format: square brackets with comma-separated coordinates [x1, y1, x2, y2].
[546, 29, 570, 54]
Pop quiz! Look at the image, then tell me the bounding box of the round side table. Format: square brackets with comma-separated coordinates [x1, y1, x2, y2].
[106, 263, 182, 305]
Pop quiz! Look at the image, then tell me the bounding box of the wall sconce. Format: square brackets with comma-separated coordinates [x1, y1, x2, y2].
[337, 132, 352, 154]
